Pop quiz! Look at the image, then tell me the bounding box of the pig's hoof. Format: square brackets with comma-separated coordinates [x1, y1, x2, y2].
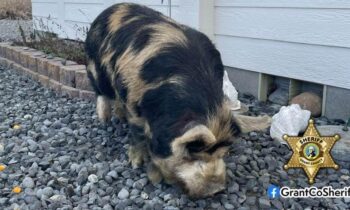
[128, 145, 148, 168]
[96, 95, 112, 122]
[147, 163, 162, 185]
[114, 104, 127, 123]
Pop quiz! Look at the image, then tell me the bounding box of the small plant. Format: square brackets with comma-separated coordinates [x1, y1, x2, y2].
[16, 16, 87, 65]
[18, 23, 27, 45]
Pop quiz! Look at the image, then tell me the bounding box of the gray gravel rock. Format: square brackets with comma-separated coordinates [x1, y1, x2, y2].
[118, 188, 129, 200]
[42, 187, 54, 197]
[107, 170, 118, 179]
[224, 203, 235, 210]
[245, 196, 256, 206]
[268, 87, 289, 105]
[0, 198, 8, 205]
[22, 177, 35, 188]
[0, 66, 347, 209]
[77, 167, 89, 185]
[51, 120, 63, 129]
[259, 198, 271, 209]
[271, 199, 283, 209]
[50, 194, 66, 202]
[27, 139, 38, 152]
[58, 155, 71, 168]
[133, 178, 148, 190]
[141, 191, 149, 200]
[88, 174, 99, 184]
[238, 155, 248, 164]
[28, 162, 39, 177]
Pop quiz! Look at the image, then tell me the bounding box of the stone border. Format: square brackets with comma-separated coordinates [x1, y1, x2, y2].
[0, 43, 95, 101]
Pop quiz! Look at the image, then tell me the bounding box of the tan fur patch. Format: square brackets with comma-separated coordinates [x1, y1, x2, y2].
[151, 156, 177, 185]
[148, 23, 187, 47]
[101, 50, 114, 67]
[150, 124, 228, 197]
[171, 125, 216, 156]
[151, 153, 226, 197]
[117, 47, 185, 119]
[128, 116, 145, 127]
[114, 21, 187, 95]
[96, 95, 112, 122]
[144, 122, 152, 139]
[128, 141, 149, 168]
[104, 10, 189, 133]
[108, 4, 149, 33]
[108, 4, 130, 33]
[113, 96, 127, 122]
[147, 162, 163, 184]
[206, 99, 233, 142]
[87, 60, 98, 80]
[177, 158, 226, 194]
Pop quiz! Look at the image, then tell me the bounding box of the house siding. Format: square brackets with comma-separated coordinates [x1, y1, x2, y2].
[32, 0, 180, 41]
[31, 0, 350, 119]
[214, 0, 350, 90]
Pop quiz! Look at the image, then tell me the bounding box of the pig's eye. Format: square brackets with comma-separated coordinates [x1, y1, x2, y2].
[186, 139, 206, 153]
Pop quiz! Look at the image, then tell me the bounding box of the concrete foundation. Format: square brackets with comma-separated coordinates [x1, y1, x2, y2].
[324, 86, 350, 121]
[225, 66, 259, 98]
[225, 66, 350, 121]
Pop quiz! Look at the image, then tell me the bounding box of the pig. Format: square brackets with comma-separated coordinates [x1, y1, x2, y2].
[85, 3, 240, 197]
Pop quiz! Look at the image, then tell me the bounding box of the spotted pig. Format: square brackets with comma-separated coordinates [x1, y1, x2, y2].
[85, 3, 240, 197]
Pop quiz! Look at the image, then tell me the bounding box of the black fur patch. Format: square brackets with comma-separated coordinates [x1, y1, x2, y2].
[86, 69, 101, 95]
[140, 45, 187, 83]
[129, 124, 147, 144]
[85, 5, 117, 62]
[85, 5, 120, 99]
[85, 3, 231, 158]
[206, 141, 232, 154]
[114, 73, 128, 102]
[132, 28, 155, 53]
[140, 83, 208, 157]
[231, 120, 241, 137]
[186, 139, 207, 153]
[109, 18, 162, 69]
[121, 4, 163, 23]
[97, 64, 116, 99]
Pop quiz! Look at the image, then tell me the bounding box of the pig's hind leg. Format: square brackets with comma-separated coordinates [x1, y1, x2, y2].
[86, 60, 113, 123]
[96, 95, 112, 123]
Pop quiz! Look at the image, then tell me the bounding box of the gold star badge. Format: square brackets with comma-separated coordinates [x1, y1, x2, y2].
[283, 119, 340, 184]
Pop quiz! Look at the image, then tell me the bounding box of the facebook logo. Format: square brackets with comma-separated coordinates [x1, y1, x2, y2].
[267, 185, 280, 199]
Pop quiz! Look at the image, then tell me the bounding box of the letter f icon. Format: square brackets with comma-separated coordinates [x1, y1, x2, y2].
[268, 184, 280, 199]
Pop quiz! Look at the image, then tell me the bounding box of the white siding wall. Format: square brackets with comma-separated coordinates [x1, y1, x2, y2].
[32, 0, 350, 90]
[32, 0, 181, 41]
[215, 0, 350, 90]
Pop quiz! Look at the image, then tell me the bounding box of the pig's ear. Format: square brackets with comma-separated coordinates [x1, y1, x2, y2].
[185, 138, 207, 153]
[171, 125, 216, 156]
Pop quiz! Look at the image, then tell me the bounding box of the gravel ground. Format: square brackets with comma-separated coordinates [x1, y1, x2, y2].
[0, 20, 32, 42]
[0, 64, 350, 210]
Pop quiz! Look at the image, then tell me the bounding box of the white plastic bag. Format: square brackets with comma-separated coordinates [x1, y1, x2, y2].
[270, 104, 311, 144]
[223, 71, 241, 110]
